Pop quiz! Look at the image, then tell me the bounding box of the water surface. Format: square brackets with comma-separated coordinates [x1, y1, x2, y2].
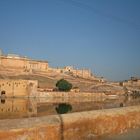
[0, 95, 140, 119]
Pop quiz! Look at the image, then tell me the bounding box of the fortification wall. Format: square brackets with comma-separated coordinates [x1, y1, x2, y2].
[0, 105, 140, 140]
[123, 80, 140, 87]
[0, 79, 38, 97]
[48, 66, 92, 79]
[0, 56, 49, 72]
[0, 57, 26, 69]
[0, 52, 93, 79]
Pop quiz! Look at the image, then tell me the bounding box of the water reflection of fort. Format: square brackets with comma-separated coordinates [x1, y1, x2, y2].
[0, 96, 140, 119]
[0, 98, 37, 119]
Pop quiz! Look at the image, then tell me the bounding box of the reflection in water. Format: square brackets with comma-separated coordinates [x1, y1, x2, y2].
[1, 99, 5, 104]
[131, 91, 140, 99]
[55, 103, 72, 140]
[0, 95, 140, 119]
[0, 98, 37, 119]
[55, 103, 72, 114]
[120, 102, 123, 107]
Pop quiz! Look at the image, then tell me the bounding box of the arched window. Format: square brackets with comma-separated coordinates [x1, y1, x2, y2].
[1, 90, 6, 95]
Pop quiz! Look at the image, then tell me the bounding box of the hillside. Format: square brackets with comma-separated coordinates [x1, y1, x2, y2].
[0, 69, 125, 94]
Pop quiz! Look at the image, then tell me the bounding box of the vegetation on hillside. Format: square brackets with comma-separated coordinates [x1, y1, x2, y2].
[56, 79, 72, 92]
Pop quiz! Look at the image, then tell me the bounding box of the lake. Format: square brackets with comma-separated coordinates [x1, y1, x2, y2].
[0, 95, 140, 119]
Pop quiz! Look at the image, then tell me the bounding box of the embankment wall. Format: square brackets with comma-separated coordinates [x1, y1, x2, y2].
[38, 91, 107, 98]
[0, 105, 140, 140]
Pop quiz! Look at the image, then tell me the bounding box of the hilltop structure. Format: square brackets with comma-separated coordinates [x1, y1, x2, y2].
[49, 66, 92, 78]
[0, 49, 93, 79]
[0, 50, 48, 73]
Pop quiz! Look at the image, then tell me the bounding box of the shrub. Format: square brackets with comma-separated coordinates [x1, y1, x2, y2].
[56, 79, 72, 92]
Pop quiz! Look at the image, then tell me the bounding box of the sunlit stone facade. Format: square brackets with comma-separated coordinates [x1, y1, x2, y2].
[0, 79, 38, 97]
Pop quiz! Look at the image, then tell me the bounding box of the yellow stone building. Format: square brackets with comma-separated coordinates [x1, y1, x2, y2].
[49, 66, 92, 78]
[0, 79, 38, 97]
[0, 52, 49, 72]
[0, 49, 93, 79]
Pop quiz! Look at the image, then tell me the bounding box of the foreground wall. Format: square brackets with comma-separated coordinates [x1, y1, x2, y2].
[0, 105, 140, 140]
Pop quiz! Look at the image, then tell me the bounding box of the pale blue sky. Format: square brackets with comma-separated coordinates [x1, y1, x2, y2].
[0, 0, 140, 81]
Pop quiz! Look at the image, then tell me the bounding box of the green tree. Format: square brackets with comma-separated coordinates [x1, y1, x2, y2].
[56, 79, 72, 91]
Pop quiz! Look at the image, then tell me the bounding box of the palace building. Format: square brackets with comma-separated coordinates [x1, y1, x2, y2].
[0, 49, 49, 72]
[0, 49, 93, 79]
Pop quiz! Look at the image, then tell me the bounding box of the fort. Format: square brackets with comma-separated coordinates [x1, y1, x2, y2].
[0, 49, 92, 79]
[0, 79, 38, 97]
[0, 49, 140, 140]
[0, 51, 49, 73]
[121, 77, 140, 88]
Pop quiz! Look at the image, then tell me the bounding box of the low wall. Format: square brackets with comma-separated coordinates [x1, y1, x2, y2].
[38, 91, 107, 99]
[0, 105, 140, 140]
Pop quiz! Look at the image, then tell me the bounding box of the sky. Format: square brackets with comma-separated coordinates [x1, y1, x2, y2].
[0, 0, 140, 81]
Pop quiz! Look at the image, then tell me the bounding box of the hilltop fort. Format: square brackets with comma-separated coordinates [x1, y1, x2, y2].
[0, 49, 95, 79]
[0, 49, 139, 95]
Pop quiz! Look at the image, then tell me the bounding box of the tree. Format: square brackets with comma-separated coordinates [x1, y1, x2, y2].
[56, 79, 72, 92]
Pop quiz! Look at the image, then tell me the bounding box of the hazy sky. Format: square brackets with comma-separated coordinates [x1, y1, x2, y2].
[0, 0, 140, 81]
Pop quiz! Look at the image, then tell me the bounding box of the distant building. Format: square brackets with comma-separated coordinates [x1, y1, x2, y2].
[0, 49, 49, 72]
[49, 66, 92, 79]
[121, 77, 140, 87]
[0, 49, 94, 79]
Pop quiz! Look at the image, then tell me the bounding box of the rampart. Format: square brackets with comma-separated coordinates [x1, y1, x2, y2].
[49, 66, 92, 78]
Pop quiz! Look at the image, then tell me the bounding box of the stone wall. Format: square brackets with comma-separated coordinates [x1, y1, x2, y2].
[0, 56, 49, 72]
[0, 51, 94, 79]
[0, 79, 38, 97]
[48, 66, 92, 79]
[38, 91, 107, 98]
[0, 105, 140, 140]
[123, 80, 140, 87]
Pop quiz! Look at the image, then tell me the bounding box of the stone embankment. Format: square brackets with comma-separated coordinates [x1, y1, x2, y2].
[0, 105, 140, 140]
[37, 91, 107, 99]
